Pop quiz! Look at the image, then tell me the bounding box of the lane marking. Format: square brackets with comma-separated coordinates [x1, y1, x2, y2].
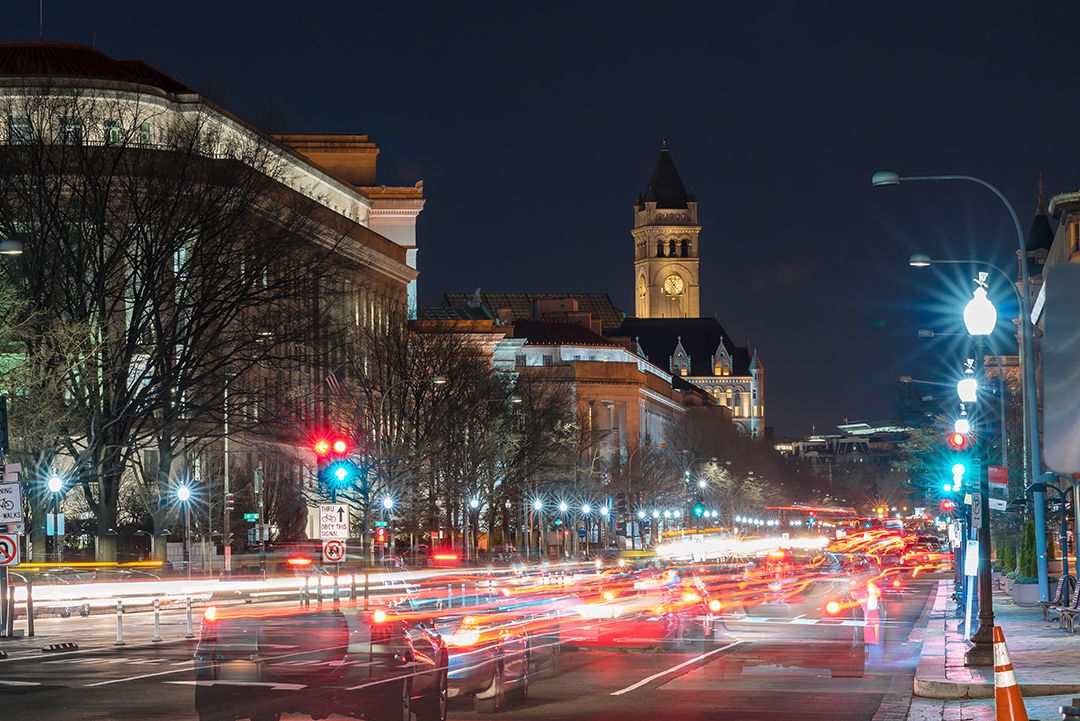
[610, 640, 745, 696]
[168, 680, 307, 691]
[84, 665, 197, 687]
[0, 679, 42, 686]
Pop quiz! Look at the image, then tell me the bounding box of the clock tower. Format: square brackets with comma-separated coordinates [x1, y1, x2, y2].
[632, 143, 700, 319]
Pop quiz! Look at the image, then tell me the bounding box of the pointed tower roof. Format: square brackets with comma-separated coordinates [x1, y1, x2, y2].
[1027, 175, 1054, 252]
[749, 348, 762, 371]
[644, 142, 690, 209]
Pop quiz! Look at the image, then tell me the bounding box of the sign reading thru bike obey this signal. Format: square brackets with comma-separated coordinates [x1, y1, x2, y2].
[0, 482, 23, 524]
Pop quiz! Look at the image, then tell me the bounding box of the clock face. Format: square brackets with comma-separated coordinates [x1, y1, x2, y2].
[663, 274, 684, 296]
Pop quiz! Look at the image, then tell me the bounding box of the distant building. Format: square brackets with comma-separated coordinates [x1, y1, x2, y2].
[440, 142, 765, 437]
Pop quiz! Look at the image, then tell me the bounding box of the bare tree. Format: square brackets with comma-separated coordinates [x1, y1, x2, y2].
[0, 88, 347, 559]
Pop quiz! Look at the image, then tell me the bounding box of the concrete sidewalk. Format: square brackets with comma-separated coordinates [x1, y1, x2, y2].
[908, 577, 1080, 719]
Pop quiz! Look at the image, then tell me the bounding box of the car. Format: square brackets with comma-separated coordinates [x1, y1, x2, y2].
[193, 604, 448, 721]
[438, 609, 530, 713]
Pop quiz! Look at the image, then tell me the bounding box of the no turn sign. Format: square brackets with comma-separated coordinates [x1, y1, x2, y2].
[322, 539, 345, 564]
[0, 533, 19, 567]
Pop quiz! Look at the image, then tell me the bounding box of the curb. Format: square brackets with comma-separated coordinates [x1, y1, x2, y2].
[913, 678, 1080, 700]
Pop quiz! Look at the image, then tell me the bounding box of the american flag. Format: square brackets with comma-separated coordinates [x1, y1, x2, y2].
[325, 367, 344, 394]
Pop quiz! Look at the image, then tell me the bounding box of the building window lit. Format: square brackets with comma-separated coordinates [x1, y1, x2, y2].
[542, 354, 554, 366]
[8, 116, 32, 144]
[680, 366, 688, 376]
[103, 119, 122, 145]
[515, 354, 526, 366]
[59, 116, 82, 145]
[137, 122, 151, 146]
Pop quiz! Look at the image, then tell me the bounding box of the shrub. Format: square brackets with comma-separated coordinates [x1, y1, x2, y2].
[1019, 520, 1038, 579]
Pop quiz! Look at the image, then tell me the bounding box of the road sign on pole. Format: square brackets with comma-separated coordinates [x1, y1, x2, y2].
[0, 533, 19, 566]
[322, 539, 345, 563]
[319, 504, 349, 540]
[0, 483, 23, 525]
[971, 492, 983, 527]
[989, 498, 1007, 511]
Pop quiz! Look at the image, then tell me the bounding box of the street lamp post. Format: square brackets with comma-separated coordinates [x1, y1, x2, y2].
[46, 474, 63, 563]
[177, 485, 192, 578]
[962, 273, 997, 665]
[875, 170, 1049, 601]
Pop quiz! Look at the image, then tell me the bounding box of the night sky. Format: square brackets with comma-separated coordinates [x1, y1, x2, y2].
[5, 1, 1078, 437]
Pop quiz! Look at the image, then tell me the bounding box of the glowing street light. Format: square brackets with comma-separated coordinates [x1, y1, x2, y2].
[581, 503, 592, 515]
[698, 479, 707, 490]
[957, 376, 978, 404]
[600, 506, 609, 517]
[558, 501, 568, 513]
[963, 273, 997, 336]
[382, 497, 394, 510]
[176, 484, 193, 577]
[637, 510, 645, 519]
[46, 473, 64, 562]
[533, 498, 543, 511]
[470, 498, 480, 510]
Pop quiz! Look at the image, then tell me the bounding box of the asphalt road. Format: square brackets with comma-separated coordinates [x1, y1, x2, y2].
[0, 578, 937, 721]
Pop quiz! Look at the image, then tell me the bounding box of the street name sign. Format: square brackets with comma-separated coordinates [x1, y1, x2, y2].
[318, 503, 349, 540]
[322, 539, 345, 563]
[0, 482, 23, 524]
[0, 533, 19, 566]
[46, 513, 65, 536]
[988, 466, 1008, 489]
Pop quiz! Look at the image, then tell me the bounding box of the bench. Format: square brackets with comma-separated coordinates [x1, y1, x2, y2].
[1041, 575, 1074, 620]
[1052, 579, 1080, 632]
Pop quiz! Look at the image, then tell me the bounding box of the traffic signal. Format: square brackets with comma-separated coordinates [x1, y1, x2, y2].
[615, 493, 627, 517]
[224, 492, 236, 512]
[940, 499, 956, 514]
[375, 527, 388, 544]
[947, 432, 968, 451]
[692, 503, 705, 518]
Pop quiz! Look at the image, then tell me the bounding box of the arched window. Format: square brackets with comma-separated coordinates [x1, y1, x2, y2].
[668, 239, 677, 256]
[680, 239, 689, 257]
[725, 387, 733, 409]
[656, 240, 665, 257]
[731, 389, 742, 416]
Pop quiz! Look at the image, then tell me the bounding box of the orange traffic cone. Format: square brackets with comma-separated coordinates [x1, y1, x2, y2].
[993, 626, 1029, 721]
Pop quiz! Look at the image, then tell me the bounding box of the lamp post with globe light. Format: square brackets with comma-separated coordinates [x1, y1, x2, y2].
[176, 484, 193, 578]
[874, 170, 1048, 601]
[46, 473, 64, 562]
[962, 273, 998, 665]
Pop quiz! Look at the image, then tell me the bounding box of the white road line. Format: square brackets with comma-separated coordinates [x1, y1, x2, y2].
[83, 665, 200, 687]
[0, 679, 42, 686]
[609, 640, 745, 696]
[168, 680, 307, 691]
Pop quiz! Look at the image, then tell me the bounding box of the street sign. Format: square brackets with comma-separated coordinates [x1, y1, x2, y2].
[1, 462, 21, 483]
[989, 498, 1008, 511]
[964, 539, 980, 577]
[0, 533, 19, 566]
[318, 503, 349, 540]
[374, 520, 388, 528]
[46, 513, 65, 536]
[971, 493, 983, 526]
[988, 466, 1008, 489]
[243, 513, 259, 522]
[0, 483, 23, 524]
[322, 538, 345, 563]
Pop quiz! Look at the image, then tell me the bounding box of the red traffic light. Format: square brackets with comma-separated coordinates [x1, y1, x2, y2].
[332, 438, 348, 454]
[313, 439, 331, 457]
[940, 499, 956, 513]
[947, 432, 967, 450]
